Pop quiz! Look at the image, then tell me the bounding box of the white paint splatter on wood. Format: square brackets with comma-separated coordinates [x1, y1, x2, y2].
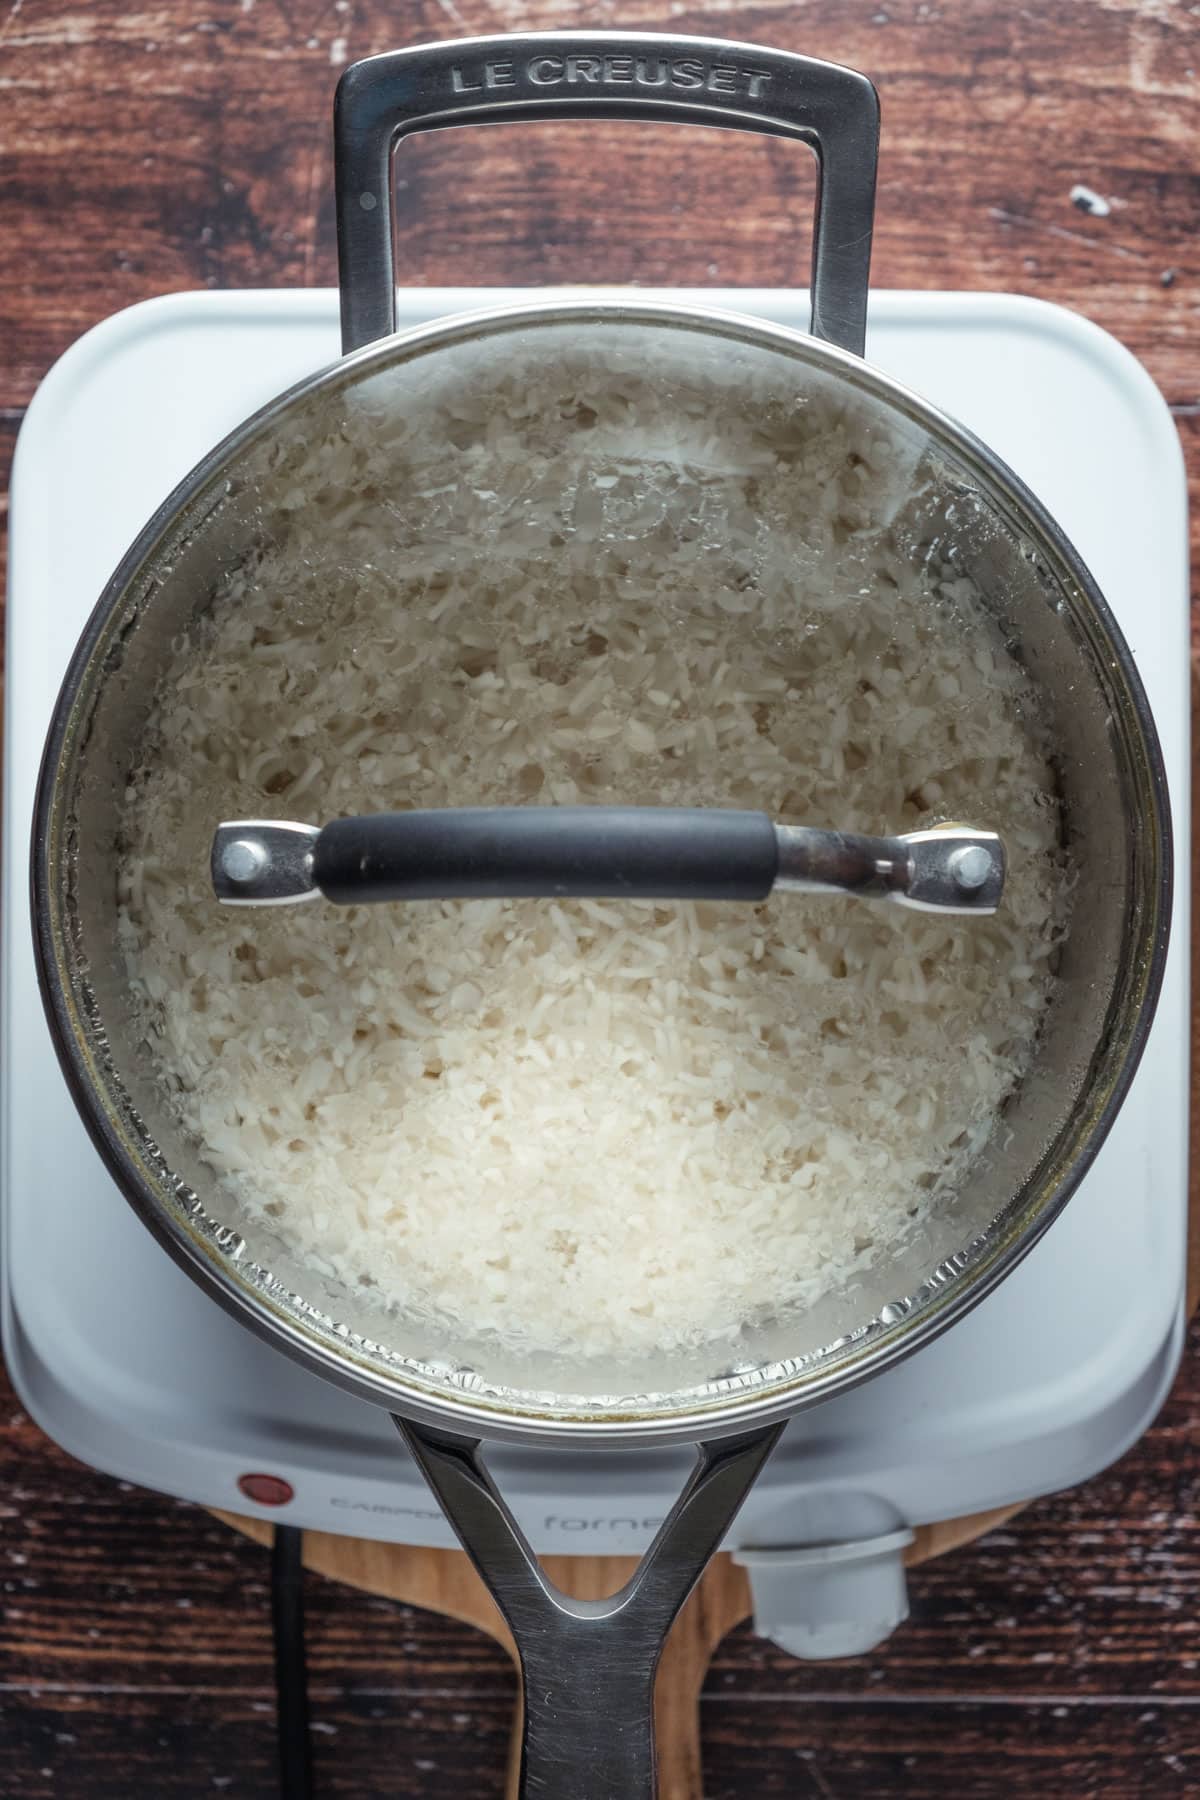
[1070, 184, 1112, 217]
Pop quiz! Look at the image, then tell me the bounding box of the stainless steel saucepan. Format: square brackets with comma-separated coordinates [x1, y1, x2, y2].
[33, 32, 1170, 1796]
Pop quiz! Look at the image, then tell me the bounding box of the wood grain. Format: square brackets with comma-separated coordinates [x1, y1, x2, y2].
[210, 1523, 761, 1800]
[1, 0, 1198, 1794]
[211, 1501, 1028, 1799]
[5, 1324, 1200, 1796]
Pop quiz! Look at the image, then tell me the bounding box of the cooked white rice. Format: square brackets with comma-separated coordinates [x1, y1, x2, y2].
[117, 335, 1067, 1358]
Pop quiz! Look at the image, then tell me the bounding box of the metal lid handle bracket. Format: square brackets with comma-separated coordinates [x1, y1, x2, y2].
[335, 31, 880, 355]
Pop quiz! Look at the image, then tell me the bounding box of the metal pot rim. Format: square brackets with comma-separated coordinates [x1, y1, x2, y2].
[32, 295, 1173, 1447]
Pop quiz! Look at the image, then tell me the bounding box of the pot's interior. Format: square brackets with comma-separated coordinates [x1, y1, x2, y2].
[41, 307, 1167, 1434]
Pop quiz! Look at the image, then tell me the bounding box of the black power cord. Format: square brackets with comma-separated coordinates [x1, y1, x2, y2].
[271, 1525, 315, 1799]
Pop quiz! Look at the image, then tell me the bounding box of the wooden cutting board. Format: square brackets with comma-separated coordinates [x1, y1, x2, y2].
[219, 1503, 1029, 1799]
[217, 1499, 1029, 1800]
[218, 1504, 1021, 1800]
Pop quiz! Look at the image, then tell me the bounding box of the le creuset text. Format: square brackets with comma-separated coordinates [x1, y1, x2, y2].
[450, 53, 774, 100]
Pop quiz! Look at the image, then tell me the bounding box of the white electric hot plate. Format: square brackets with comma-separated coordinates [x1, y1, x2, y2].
[3, 288, 1188, 1657]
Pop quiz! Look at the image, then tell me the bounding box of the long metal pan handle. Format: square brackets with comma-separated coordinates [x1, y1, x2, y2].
[211, 809, 1006, 914]
[396, 1417, 783, 1799]
[335, 32, 879, 355]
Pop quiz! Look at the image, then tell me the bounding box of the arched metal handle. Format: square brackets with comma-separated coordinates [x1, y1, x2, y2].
[334, 31, 879, 355]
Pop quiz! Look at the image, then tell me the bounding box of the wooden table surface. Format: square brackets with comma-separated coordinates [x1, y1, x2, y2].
[2, 1, 1197, 1794]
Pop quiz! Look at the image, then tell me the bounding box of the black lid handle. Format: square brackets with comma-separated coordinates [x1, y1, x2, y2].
[211, 807, 1005, 915]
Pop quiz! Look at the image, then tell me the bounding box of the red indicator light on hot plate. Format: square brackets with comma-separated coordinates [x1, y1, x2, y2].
[237, 1472, 295, 1507]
